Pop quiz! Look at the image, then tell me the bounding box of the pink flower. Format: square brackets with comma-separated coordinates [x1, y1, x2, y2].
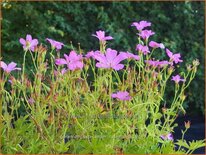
[28, 97, 35, 105]
[0, 61, 21, 73]
[158, 60, 170, 68]
[85, 51, 95, 59]
[166, 49, 183, 64]
[19, 34, 38, 52]
[55, 51, 83, 71]
[85, 50, 101, 59]
[55, 58, 67, 66]
[136, 44, 150, 55]
[145, 60, 159, 67]
[160, 133, 173, 141]
[60, 68, 67, 74]
[120, 52, 140, 61]
[111, 91, 131, 101]
[138, 30, 155, 40]
[94, 48, 127, 70]
[145, 60, 170, 68]
[149, 41, 165, 49]
[54, 68, 68, 76]
[171, 74, 185, 84]
[131, 21, 151, 31]
[92, 30, 113, 42]
[46, 38, 64, 51]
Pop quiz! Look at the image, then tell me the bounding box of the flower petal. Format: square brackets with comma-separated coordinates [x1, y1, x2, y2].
[104, 36, 113, 40]
[166, 48, 173, 58]
[112, 52, 127, 66]
[30, 39, 39, 47]
[26, 34, 32, 42]
[8, 62, 17, 70]
[55, 58, 67, 65]
[106, 48, 118, 62]
[19, 38, 26, 45]
[96, 62, 110, 69]
[112, 64, 124, 70]
[0, 61, 8, 70]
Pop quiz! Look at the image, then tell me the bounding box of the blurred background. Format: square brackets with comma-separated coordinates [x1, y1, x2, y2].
[1, 1, 205, 116]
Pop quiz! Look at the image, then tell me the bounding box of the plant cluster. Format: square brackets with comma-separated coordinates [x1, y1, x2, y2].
[3, 2, 205, 114]
[1, 21, 205, 154]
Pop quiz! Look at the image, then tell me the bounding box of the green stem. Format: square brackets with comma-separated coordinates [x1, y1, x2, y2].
[22, 50, 27, 82]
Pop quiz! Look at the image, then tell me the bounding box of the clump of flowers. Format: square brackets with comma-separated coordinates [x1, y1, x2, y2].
[1, 21, 204, 154]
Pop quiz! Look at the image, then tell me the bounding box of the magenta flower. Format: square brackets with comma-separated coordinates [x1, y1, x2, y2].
[139, 30, 155, 40]
[158, 60, 170, 68]
[149, 41, 165, 49]
[54, 68, 68, 76]
[0, 61, 21, 73]
[131, 21, 151, 31]
[19, 34, 38, 52]
[92, 30, 113, 42]
[171, 74, 185, 84]
[46, 38, 64, 51]
[145, 60, 170, 68]
[55, 51, 83, 71]
[85, 50, 101, 59]
[160, 133, 174, 141]
[85, 51, 95, 59]
[166, 49, 183, 64]
[111, 91, 131, 101]
[145, 60, 159, 67]
[136, 44, 150, 55]
[60, 68, 68, 74]
[120, 52, 140, 61]
[28, 97, 35, 105]
[94, 48, 127, 70]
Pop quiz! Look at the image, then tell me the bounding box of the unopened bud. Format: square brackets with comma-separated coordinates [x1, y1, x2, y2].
[181, 94, 186, 101]
[192, 59, 200, 66]
[186, 64, 192, 71]
[168, 66, 174, 75]
[157, 73, 162, 81]
[162, 107, 167, 113]
[184, 121, 191, 129]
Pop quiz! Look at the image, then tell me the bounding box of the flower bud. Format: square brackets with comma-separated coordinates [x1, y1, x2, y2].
[184, 121, 191, 129]
[180, 94, 186, 101]
[157, 73, 162, 81]
[162, 107, 167, 113]
[84, 63, 89, 71]
[186, 64, 192, 71]
[168, 66, 174, 75]
[192, 59, 200, 66]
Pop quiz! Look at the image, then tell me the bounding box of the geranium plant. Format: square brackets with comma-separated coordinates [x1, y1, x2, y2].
[1, 21, 205, 154]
